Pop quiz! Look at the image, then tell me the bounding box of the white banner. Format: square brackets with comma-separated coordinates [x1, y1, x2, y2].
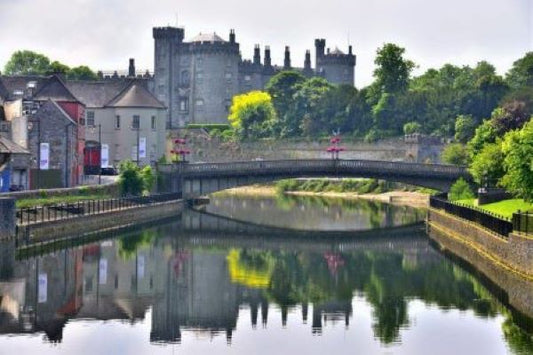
[139, 137, 146, 158]
[39, 143, 49, 170]
[99, 258, 108, 285]
[38, 273, 47, 303]
[101, 144, 109, 168]
[137, 255, 145, 279]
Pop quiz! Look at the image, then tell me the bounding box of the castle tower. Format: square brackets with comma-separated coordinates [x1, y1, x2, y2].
[153, 26, 185, 128]
[284, 46, 291, 69]
[314, 38, 356, 85]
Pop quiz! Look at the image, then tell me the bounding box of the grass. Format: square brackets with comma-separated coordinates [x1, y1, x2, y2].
[16, 194, 112, 209]
[456, 198, 533, 218]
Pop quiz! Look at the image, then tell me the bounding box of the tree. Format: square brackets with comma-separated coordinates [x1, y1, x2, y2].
[403, 122, 421, 135]
[454, 115, 477, 143]
[4, 50, 51, 75]
[505, 52, 533, 90]
[441, 143, 469, 166]
[500, 119, 533, 201]
[118, 160, 144, 196]
[47, 61, 70, 75]
[467, 119, 497, 160]
[373, 43, 415, 93]
[228, 91, 277, 140]
[67, 65, 98, 80]
[448, 178, 475, 201]
[469, 142, 504, 186]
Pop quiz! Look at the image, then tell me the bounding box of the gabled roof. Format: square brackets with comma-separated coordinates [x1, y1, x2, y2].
[106, 81, 166, 109]
[66, 80, 130, 108]
[33, 75, 79, 102]
[189, 32, 226, 43]
[34, 99, 77, 126]
[0, 136, 29, 154]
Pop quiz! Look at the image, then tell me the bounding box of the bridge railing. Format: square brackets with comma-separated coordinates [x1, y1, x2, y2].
[182, 159, 468, 178]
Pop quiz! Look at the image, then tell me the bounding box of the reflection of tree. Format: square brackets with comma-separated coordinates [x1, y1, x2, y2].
[502, 316, 533, 354]
[118, 230, 156, 259]
[227, 249, 274, 288]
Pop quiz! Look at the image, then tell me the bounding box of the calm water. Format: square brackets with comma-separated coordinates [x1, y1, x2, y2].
[0, 195, 532, 354]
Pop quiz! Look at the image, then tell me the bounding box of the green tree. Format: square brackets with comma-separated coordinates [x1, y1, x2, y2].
[467, 119, 497, 160]
[373, 43, 415, 93]
[469, 142, 504, 186]
[505, 52, 533, 90]
[228, 91, 277, 140]
[441, 143, 469, 166]
[118, 160, 144, 196]
[500, 119, 533, 201]
[448, 178, 475, 201]
[47, 60, 70, 75]
[454, 115, 477, 143]
[67, 65, 98, 80]
[403, 121, 421, 135]
[4, 50, 51, 75]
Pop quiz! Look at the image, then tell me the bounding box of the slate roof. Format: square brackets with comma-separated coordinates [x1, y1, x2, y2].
[66, 80, 130, 108]
[106, 82, 166, 109]
[0, 136, 29, 154]
[0, 75, 80, 102]
[189, 32, 226, 43]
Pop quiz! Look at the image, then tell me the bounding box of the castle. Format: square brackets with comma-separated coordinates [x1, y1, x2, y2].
[151, 27, 356, 128]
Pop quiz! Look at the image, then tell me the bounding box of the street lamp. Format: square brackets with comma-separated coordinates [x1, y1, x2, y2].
[326, 135, 344, 160]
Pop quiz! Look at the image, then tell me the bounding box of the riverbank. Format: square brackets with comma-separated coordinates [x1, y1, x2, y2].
[214, 185, 429, 209]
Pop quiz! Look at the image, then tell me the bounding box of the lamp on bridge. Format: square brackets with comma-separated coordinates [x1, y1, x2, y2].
[326, 135, 345, 160]
[171, 138, 190, 163]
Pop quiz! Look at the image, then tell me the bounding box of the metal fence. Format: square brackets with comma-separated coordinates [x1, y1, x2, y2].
[512, 211, 533, 234]
[429, 194, 513, 238]
[16, 193, 181, 225]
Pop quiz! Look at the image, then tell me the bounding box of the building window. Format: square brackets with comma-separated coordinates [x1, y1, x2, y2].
[179, 98, 189, 112]
[195, 99, 204, 107]
[132, 115, 140, 129]
[87, 111, 95, 126]
[196, 72, 203, 80]
[244, 75, 251, 81]
[181, 71, 190, 86]
[151, 116, 156, 130]
[115, 115, 121, 129]
[225, 72, 232, 79]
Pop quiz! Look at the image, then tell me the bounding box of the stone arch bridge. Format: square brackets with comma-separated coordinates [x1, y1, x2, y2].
[157, 159, 470, 198]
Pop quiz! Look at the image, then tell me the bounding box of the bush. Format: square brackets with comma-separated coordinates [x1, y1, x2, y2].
[118, 160, 155, 196]
[448, 178, 475, 201]
[441, 143, 469, 166]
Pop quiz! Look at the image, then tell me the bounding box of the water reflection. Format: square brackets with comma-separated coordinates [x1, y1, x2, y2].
[0, 197, 531, 354]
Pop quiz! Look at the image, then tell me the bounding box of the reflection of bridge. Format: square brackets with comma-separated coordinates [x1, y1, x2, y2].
[179, 209, 430, 253]
[158, 159, 470, 197]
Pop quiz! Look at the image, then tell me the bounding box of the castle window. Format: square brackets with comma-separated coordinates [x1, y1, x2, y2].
[86, 111, 95, 127]
[115, 115, 121, 129]
[151, 116, 156, 130]
[195, 99, 204, 107]
[181, 71, 190, 86]
[179, 98, 189, 112]
[244, 75, 251, 81]
[196, 72, 203, 79]
[225, 72, 232, 79]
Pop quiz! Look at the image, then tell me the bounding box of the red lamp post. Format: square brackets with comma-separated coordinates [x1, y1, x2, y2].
[171, 138, 191, 163]
[326, 135, 344, 160]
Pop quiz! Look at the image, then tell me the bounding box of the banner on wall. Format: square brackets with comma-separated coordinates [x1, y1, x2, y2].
[101, 144, 109, 168]
[38, 273, 47, 303]
[139, 137, 146, 159]
[39, 143, 49, 170]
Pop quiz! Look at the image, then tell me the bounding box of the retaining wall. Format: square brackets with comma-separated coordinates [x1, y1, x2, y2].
[428, 208, 533, 278]
[0, 183, 119, 200]
[19, 200, 183, 242]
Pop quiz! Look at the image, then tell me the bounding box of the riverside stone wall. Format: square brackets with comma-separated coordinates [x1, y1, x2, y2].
[428, 208, 533, 278]
[0, 183, 119, 200]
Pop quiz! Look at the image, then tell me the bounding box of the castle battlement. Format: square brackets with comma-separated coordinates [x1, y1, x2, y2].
[153, 26, 184, 41]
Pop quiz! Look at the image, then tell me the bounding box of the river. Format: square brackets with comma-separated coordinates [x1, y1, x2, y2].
[0, 194, 532, 354]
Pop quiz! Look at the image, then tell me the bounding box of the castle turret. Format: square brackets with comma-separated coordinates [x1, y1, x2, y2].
[128, 58, 135, 77]
[314, 38, 356, 86]
[284, 46, 291, 69]
[303, 50, 313, 77]
[253, 44, 261, 65]
[315, 39, 326, 58]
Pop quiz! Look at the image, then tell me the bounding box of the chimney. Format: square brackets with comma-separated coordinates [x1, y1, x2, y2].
[349, 45, 353, 55]
[253, 44, 261, 65]
[128, 58, 135, 77]
[264, 46, 272, 67]
[229, 29, 235, 43]
[304, 50, 311, 70]
[284, 46, 291, 69]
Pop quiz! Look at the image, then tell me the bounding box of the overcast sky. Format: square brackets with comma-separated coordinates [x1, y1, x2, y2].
[0, 0, 531, 87]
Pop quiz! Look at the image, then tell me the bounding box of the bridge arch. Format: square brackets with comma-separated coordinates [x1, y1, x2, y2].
[157, 159, 471, 198]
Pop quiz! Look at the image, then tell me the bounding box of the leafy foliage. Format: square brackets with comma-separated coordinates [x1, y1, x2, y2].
[469, 142, 504, 185]
[228, 91, 277, 140]
[441, 143, 469, 166]
[449, 178, 475, 201]
[118, 160, 154, 196]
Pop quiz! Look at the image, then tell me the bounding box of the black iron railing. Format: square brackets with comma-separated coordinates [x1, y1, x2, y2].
[16, 193, 181, 225]
[429, 193, 513, 238]
[512, 211, 533, 234]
